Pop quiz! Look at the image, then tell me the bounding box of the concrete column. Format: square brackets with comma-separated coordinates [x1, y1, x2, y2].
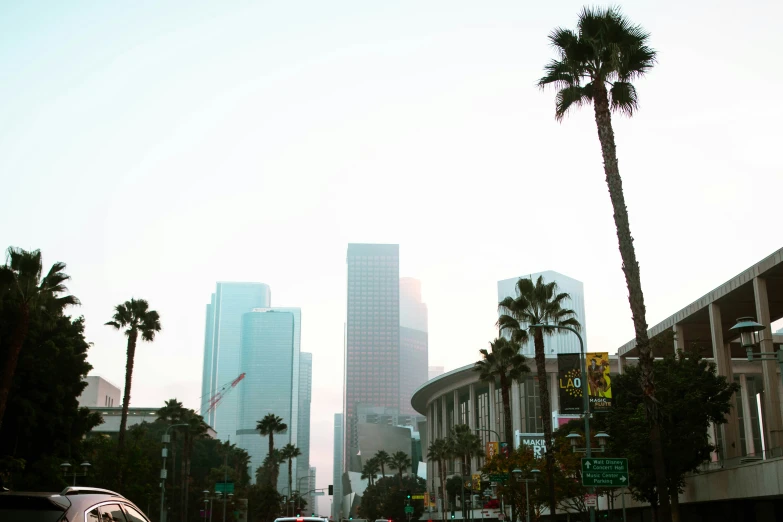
[708, 423, 719, 462]
[740, 374, 756, 455]
[617, 355, 625, 375]
[511, 381, 522, 436]
[441, 396, 448, 439]
[550, 372, 559, 419]
[674, 324, 686, 354]
[488, 381, 497, 438]
[754, 277, 783, 450]
[709, 303, 741, 459]
[454, 389, 460, 426]
[468, 384, 476, 430]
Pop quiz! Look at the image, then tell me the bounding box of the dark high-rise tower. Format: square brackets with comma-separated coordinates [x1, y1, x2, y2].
[344, 243, 400, 471]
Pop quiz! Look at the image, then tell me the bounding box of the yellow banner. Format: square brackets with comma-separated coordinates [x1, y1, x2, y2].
[586, 352, 612, 410]
[486, 441, 499, 460]
[472, 473, 481, 491]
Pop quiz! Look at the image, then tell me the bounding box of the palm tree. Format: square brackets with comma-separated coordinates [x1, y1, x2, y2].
[497, 276, 580, 519]
[537, 8, 670, 520]
[281, 443, 302, 513]
[388, 451, 411, 486]
[106, 298, 162, 456]
[180, 411, 209, 522]
[474, 337, 529, 448]
[361, 457, 380, 487]
[447, 425, 482, 478]
[260, 449, 285, 487]
[427, 439, 450, 522]
[0, 247, 78, 429]
[156, 399, 186, 502]
[374, 450, 391, 479]
[257, 414, 288, 486]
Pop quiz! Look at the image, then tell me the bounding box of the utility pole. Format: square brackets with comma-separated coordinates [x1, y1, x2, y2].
[160, 424, 187, 522]
[222, 437, 229, 522]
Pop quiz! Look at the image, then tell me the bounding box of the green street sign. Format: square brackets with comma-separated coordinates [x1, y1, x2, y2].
[215, 482, 235, 494]
[488, 473, 509, 482]
[404, 506, 414, 514]
[581, 458, 629, 487]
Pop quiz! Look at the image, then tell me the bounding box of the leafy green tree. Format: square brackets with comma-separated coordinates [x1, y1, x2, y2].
[608, 337, 739, 522]
[537, 7, 665, 519]
[256, 414, 287, 486]
[498, 275, 580, 517]
[374, 449, 391, 479]
[248, 484, 283, 522]
[389, 451, 411, 486]
[0, 247, 79, 430]
[426, 439, 450, 521]
[105, 298, 162, 461]
[280, 443, 302, 513]
[445, 476, 463, 515]
[358, 475, 426, 521]
[474, 337, 529, 447]
[0, 309, 99, 490]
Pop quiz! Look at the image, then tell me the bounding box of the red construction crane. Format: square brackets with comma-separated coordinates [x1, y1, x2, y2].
[204, 373, 246, 415]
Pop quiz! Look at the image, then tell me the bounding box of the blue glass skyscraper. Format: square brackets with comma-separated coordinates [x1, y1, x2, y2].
[236, 307, 301, 488]
[201, 282, 271, 437]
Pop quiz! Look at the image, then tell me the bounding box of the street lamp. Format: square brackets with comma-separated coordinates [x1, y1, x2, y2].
[60, 461, 91, 486]
[566, 432, 610, 453]
[160, 423, 188, 522]
[512, 468, 539, 522]
[531, 322, 595, 522]
[730, 317, 782, 371]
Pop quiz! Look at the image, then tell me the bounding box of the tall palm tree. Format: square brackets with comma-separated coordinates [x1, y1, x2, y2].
[498, 276, 580, 518]
[281, 443, 302, 513]
[260, 449, 285, 488]
[536, 7, 668, 520]
[447, 425, 482, 478]
[257, 414, 288, 486]
[474, 337, 529, 448]
[374, 450, 391, 479]
[388, 451, 411, 486]
[106, 298, 162, 456]
[0, 247, 78, 429]
[427, 439, 450, 522]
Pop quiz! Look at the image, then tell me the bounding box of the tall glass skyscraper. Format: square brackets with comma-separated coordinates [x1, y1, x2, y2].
[297, 352, 313, 507]
[202, 282, 271, 434]
[344, 243, 400, 471]
[399, 277, 428, 416]
[236, 308, 301, 489]
[497, 270, 586, 356]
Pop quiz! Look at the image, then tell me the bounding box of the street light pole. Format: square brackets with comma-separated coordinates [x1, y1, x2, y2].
[532, 323, 593, 522]
[160, 423, 188, 522]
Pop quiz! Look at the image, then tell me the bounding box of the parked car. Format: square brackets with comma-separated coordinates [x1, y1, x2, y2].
[0, 486, 152, 522]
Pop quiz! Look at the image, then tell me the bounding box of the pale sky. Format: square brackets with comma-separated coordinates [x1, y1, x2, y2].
[2, 1, 782, 514]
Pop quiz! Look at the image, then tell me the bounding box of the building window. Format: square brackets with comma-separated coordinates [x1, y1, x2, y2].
[525, 377, 545, 434]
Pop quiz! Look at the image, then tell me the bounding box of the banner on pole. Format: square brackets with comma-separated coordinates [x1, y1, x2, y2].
[586, 352, 613, 411]
[557, 353, 583, 414]
[485, 441, 499, 460]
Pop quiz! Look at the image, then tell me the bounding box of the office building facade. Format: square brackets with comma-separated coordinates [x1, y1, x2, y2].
[344, 243, 400, 471]
[202, 282, 271, 432]
[236, 307, 300, 489]
[399, 277, 428, 416]
[332, 413, 343, 521]
[497, 271, 586, 357]
[298, 352, 313, 509]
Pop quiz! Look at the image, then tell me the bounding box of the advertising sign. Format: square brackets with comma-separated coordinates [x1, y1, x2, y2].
[472, 473, 482, 491]
[515, 432, 546, 459]
[557, 353, 583, 414]
[486, 441, 499, 460]
[586, 352, 612, 411]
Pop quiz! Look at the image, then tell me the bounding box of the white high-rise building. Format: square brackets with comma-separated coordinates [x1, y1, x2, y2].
[497, 270, 586, 357]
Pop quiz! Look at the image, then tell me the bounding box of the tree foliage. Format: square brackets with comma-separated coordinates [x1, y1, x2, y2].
[358, 475, 426, 521]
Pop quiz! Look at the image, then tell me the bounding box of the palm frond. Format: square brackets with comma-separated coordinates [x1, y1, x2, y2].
[538, 59, 580, 91]
[610, 81, 639, 115]
[555, 85, 593, 121]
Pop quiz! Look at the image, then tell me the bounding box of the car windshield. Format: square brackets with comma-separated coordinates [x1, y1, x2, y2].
[0, 495, 69, 522]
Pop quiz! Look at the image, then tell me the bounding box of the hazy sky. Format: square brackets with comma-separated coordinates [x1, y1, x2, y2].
[2, 0, 782, 514]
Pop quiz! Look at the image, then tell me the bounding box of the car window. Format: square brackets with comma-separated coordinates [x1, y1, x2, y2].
[121, 505, 148, 522]
[87, 508, 101, 522]
[0, 496, 68, 522]
[99, 504, 128, 522]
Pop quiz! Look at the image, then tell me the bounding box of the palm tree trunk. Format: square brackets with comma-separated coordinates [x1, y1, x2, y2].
[0, 303, 29, 431]
[268, 434, 275, 487]
[118, 329, 138, 452]
[592, 83, 671, 522]
[287, 458, 293, 516]
[532, 330, 557, 517]
[500, 378, 513, 451]
[183, 437, 193, 522]
[439, 460, 447, 522]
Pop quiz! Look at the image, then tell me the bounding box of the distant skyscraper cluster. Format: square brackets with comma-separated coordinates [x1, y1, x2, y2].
[339, 243, 429, 511]
[201, 283, 311, 493]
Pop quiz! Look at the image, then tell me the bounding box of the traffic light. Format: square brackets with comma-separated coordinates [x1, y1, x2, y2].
[328, 484, 334, 495]
[450, 513, 455, 519]
[406, 490, 411, 499]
